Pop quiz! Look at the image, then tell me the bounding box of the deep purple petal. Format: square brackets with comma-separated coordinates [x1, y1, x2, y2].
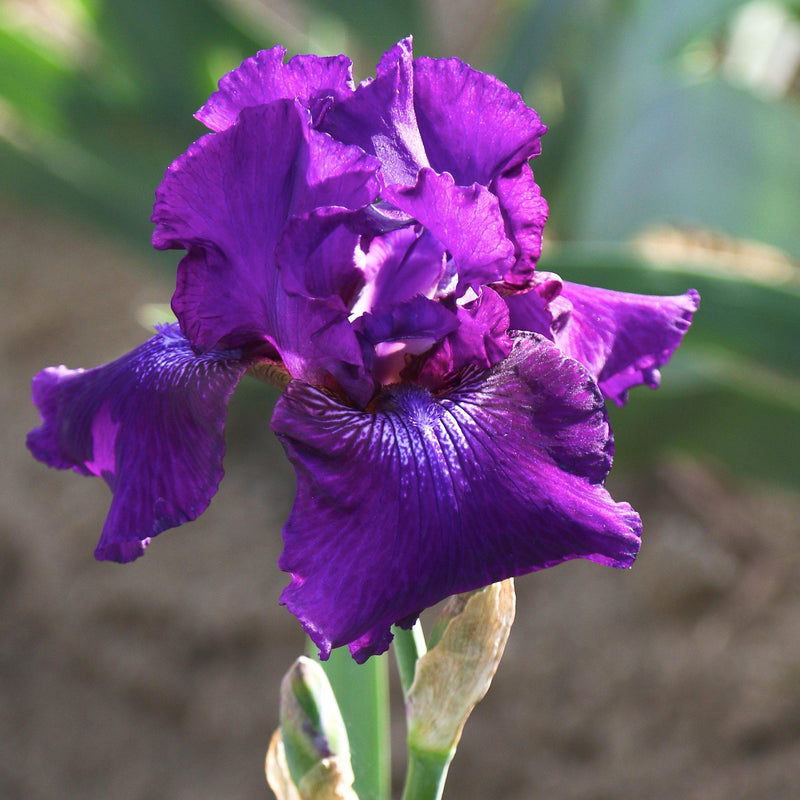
[412, 55, 546, 184]
[382, 169, 515, 296]
[272, 333, 641, 661]
[356, 296, 458, 348]
[271, 209, 374, 405]
[276, 209, 364, 305]
[412, 287, 512, 390]
[27, 325, 246, 563]
[274, 292, 373, 408]
[493, 163, 549, 284]
[195, 46, 354, 132]
[503, 270, 571, 336]
[152, 100, 379, 354]
[554, 283, 700, 405]
[350, 227, 447, 316]
[320, 37, 429, 186]
[354, 295, 459, 385]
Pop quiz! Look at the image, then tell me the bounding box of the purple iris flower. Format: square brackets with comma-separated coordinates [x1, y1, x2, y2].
[27, 39, 699, 662]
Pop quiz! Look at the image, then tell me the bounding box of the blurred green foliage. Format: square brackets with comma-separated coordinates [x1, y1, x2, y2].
[2, 0, 798, 491]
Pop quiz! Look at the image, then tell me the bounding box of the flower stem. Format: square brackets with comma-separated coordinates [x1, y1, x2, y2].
[401, 746, 454, 800]
[394, 623, 454, 800]
[312, 644, 390, 800]
[392, 621, 427, 695]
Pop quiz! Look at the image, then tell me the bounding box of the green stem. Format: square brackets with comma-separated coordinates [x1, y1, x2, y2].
[394, 623, 454, 799]
[311, 644, 390, 800]
[401, 747, 454, 800]
[392, 621, 427, 695]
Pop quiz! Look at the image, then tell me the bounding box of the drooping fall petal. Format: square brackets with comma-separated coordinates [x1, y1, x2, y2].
[27, 325, 246, 562]
[272, 333, 641, 661]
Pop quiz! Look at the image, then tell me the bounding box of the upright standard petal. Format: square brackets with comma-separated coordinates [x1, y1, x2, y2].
[508, 282, 701, 405]
[412, 55, 546, 184]
[27, 325, 246, 563]
[410, 54, 549, 280]
[349, 227, 447, 317]
[152, 99, 379, 359]
[318, 38, 548, 279]
[320, 37, 430, 186]
[195, 46, 354, 132]
[272, 333, 641, 661]
[492, 163, 549, 285]
[273, 209, 376, 405]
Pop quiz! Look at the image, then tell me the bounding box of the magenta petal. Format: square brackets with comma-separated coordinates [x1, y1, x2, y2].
[272, 333, 641, 661]
[383, 169, 515, 296]
[195, 46, 354, 132]
[553, 283, 701, 405]
[413, 55, 546, 183]
[26, 326, 246, 563]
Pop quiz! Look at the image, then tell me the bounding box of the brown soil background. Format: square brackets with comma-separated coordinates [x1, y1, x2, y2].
[3, 199, 799, 799]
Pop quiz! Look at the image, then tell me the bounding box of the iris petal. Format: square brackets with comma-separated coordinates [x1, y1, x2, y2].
[195, 46, 354, 132]
[493, 163, 549, 285]
[413, 287, 512, 389]
[352, 228, 447, 316]
[412, 54, 546, 183]
[152, 99, 379, 398]
[27, 325, 246, 563]
[272, 333, 641, 661]
[383, 169, 515, 296]
[321, 37, 429, 186]
[509, 282, 701, 405]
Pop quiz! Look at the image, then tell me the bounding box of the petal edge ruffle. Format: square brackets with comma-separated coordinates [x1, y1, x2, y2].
[195, 46, 354, 132]
[27, 326, 246, 562]
[272, 333, 641, 661]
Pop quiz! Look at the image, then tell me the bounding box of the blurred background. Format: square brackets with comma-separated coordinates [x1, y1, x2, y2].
[2, 0, 799, 798]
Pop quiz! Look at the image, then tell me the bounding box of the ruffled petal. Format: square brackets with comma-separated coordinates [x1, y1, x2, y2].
[272, 333, 641, 661]
[412, 287, 512, 390]
[272, 209, 374, 405]
[413, 54, 545, 183]
[554, 283, 700, 405]
[320, 37, 429, 186]
[195, 46, 354, 132]
[276, 209, 364, 304]
[152, 99, 379, 354]
[350, 227, 447, 317]
[26, 325, 246, 563]
[503, 270, 570, 334]
[273, 292, 373, 408]
[382, 169, 515, 296]
[492, 163, 549, 284]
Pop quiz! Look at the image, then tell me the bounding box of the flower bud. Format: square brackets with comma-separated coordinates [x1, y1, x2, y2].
[268, 656, 359, 800]
[406, 579, 516, 755]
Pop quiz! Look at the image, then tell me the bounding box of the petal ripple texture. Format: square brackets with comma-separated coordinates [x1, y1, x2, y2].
[272, 334, 642, 662]
[27, 326, 246, 562]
